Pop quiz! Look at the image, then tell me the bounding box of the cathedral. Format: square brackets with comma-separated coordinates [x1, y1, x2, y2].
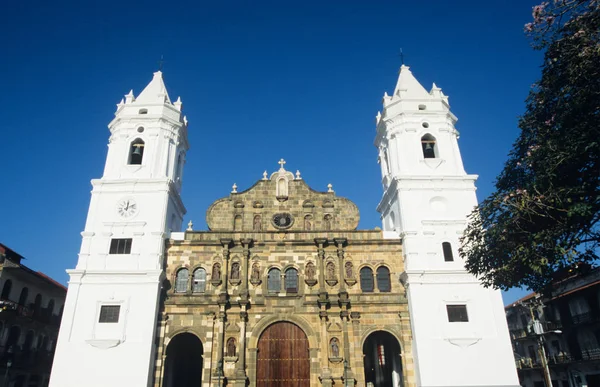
[49, 66, 520, 387]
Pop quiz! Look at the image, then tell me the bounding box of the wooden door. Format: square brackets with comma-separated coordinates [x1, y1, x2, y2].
[257, 321, 310, 387]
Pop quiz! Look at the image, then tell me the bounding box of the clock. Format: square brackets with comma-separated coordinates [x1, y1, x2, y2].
[116, 198, 138, 219]
[272, 213, 293, 229]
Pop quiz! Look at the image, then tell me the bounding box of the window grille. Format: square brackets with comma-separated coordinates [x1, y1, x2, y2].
[285, 268, 298, 293]
[99, 305, 120, 323]
[360, 267, 374, 292]
[376, 267, 391, 292]
[175, 268, 189, 293]
[109, 238, 132, 254]
[268, 268, 281, 293]
[447, 305, 469, 322]
[193, 268, 207, 293]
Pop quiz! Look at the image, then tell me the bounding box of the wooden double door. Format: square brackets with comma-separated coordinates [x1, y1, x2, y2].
[256, 322, 310, 387]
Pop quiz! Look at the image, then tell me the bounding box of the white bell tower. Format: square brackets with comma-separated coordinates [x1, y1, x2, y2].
[375, 65, 519, 387]
[50, 71, 188, 387]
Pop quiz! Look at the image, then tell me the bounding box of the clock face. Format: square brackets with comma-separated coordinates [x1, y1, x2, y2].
[116, 198, 138, 218]
[272, 213, 293, 229]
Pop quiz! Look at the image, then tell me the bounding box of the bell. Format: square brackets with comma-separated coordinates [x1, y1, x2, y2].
[424, 143, 433, 151]
[133, 146, 143, 156]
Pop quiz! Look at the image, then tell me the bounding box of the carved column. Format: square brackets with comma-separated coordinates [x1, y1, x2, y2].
[350, 312, 362, 386]
[334, 238, 347, 292]
[234, 309, 248, 386]
[315, 238, 332, 386]
[215, 238, 232, 378]
[315, 238, 327, 295]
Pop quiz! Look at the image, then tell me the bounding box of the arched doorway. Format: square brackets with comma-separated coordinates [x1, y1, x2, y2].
[163, 333, 203, 387]
[363, 331, 403, 387]
[257, 321, 310, 387]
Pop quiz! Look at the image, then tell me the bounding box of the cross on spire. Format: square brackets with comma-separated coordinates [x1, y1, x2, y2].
[278, 159, 286, 170]
[399, 48, 404, 65]
[157, 55, 165, 71]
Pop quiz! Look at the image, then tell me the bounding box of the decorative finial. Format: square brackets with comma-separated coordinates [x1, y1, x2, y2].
[295, 170, 302, 180]
[278, 158, 286, 170]
[262, 171, 268, 180]
[327, 183, 334, 193]
[231, 183, 238, 193]
[125, 90, 135, 104]
[187, 220, 193, 231]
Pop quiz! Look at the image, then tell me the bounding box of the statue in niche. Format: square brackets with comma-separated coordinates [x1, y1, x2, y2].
[306, 262, 315, 280]
[211, 263, 221, 281]
[324, 215, 332, 231]
[345, 262, 353, 278]
[251, 263, 261, 281]
[253, 215, 262, 231]
[226, 337, 236, 357]
[304, 215, 312, 231]
[330, 337, 340, 358]
[326, 262, 336, 280]
[230, 262, 240, 280]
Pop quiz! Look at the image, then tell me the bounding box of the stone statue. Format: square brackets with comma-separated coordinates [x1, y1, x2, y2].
[305, 262, 315, 280]
[253, 215, 262, 231]
[304, 215, 312, 231]
[326, 262, 335, 280]
[227, 338, 236, 357]
[324, 215, 332, 231]
[211, 263, 221, 281]
[345, 262, 353, 278]
[330, 337, 340, 358]
[251, 263, 260, 281]
[231, 262, 240, 280]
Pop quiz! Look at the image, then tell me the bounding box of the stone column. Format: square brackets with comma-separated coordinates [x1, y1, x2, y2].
[334, 238, 347, 291]
[350, 312, 362, 386]
[234, 309, 248, 386]
[215, 239, 233, 380]
[314, 238, 332, 386]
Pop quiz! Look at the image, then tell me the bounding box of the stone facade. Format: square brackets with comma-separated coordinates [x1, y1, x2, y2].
[152, 164, 416, 387]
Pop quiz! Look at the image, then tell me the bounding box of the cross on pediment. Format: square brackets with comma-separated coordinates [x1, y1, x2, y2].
[278, 159, 286, 170]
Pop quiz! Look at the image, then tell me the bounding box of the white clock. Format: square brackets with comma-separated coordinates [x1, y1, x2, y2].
[116, 198, 138, 218]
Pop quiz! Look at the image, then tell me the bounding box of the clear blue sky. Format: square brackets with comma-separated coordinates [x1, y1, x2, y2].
[1, 0, 541, 305]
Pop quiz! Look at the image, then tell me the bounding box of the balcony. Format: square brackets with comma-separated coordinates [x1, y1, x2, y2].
[516, 357, 541, 369]
[570, 312, 600, 326]
[0, 300, 60, 326]
[547, 353, 573, 365]
[580, 347, 600, 361]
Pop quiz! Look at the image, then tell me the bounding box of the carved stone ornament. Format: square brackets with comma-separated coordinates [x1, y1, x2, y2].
[250, 262, 262, 286]
[305, 262, 317, 287]
[210, 262, 222, 286]
[325, 262, 337, 286]
[229, 262, 241, 285]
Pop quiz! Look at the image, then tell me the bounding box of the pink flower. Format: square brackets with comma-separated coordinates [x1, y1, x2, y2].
[524, 23, 534, 32]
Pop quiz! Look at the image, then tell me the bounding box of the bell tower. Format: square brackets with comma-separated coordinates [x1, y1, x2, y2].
[375, 65, 519, 387]
[50, 71, 188, 387]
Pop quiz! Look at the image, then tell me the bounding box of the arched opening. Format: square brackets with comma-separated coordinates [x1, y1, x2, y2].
[442, 242, 454, 262]
[18, 287, 28, 306]
[33, 294, 42, 317]
[376, 267, 391, 292]
[421, 134, 437, 159]
[163, 333, 203, 387]
[175, 268, 189, 293]
[23, 330, 34, 352]
[1, 280, 12, 300]
[363, 331, 403, 387]
[192, 268, 207, 293]
[128, 138, 145, 165]
[6, 326, 21, 350]
[257, 322, 310, 387]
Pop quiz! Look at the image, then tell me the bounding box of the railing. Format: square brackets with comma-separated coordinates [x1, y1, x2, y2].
[0, 300, 60, 326]
[0, 300, 32, 317]
[0, 346, 54, 370]
[510, 328, 529, 340]
[570, 312, 600, 326]
[516, 357, 542, 369]
[580, 348, 600, 361]
[544, 320, 563, 331]
[547, 353, 573, 365]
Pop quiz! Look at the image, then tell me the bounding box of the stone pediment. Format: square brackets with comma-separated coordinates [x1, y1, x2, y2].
[206, 160, 359, 232]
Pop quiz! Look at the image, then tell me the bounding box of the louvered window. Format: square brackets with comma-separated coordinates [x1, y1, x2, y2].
[285, 268, 298, 293]
[360, 267, 374, 292]
[376, 267, 391, 292]
[175, 268, 189, 293]
[268, 268, 281, 293]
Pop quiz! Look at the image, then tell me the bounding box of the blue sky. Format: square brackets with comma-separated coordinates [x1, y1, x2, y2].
[1, 0, 541, 305]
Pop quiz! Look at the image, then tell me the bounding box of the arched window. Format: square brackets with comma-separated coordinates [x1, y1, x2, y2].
[360, 267, 374, 293]
[47, 299, 55, 316]
[192, 268, 207, 293]
[128, 138, 145, 165]
[285, 268, 298, 293]
[267, 268, 281, 293]
[442, 242, 454, 262]
[1, 280, 12, 300]
[421, 134, 437, 159]
[377, 267, 391, 292]
[33, 294, 42, 317]
[175, 268, 189, 293]
[18, 287, 28, 306]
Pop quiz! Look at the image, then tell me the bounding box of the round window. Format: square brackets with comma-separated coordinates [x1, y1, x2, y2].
[272, 213, 294, 229]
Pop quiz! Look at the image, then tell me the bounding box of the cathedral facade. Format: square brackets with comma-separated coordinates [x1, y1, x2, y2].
[49, 66, 520, 387]
[154, 163, 415, 387]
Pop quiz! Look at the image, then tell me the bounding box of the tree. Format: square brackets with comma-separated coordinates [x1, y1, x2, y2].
[460, 0, 600, 292]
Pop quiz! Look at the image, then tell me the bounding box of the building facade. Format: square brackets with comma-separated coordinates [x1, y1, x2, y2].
[0, 243, 66, 387]
[50, 66, 519, 387]
[506, 266, 600, 387]
[154, 162, 416, 387]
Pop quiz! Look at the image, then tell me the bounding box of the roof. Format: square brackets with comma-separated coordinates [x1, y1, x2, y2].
[135, 71, 171, 104]
[393, 65, 431, 99]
